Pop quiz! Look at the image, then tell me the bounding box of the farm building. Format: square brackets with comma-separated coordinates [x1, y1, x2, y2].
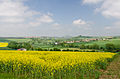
[17, 48, 27, 51]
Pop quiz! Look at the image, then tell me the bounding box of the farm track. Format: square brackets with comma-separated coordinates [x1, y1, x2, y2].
[99, 54, 120, 79]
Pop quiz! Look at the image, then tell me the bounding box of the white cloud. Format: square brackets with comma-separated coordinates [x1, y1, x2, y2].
[0, 1, 25, 17]
[97, 0, 120, 19]
[83, 0, 120, 19]
[83, 0, 120, 35]
[105, 21, 120, 30]
[37, 15, 54, 23]
[0, 0, 58, 36]
[83, 0, 103, 4]
[29, 14, 54, 27]
[0, 0, 41, 24]
[104, 21, 120, 36]
[114, 21, 120, 26]
[72, 19, 92, 31]
[104, 26, 112, 30]
[73, 19, 86, 25]
[0, 0, 54, 24]
[53, 23, 60, 26]
[0, 17, 24, 23]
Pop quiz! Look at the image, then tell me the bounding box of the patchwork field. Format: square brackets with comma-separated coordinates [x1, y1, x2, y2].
[85, 39, 120, 47]
[0, 43, 8, 47]
[0, 51, 116, 79]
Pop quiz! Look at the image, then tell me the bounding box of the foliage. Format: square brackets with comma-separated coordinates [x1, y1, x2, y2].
[8, 41, 33, 50]
[105, 43, 115, 52]
[6, 38, 120, 53]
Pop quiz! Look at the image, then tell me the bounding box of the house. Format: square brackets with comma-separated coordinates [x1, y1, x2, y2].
[107, 37, 113, 39]
[55, 42, 58, 45]
[18, 48, 27, 51]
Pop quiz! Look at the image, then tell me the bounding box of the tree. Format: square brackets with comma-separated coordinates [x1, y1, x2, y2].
[8, 41, 17, 49]
[80, 44, 85, 49]
[8, 41, 33, 50]
[105, 43, 115, 52]
[92, 44, 99, 49]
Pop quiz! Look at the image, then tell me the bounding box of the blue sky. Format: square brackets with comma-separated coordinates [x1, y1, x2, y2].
[25, 0, 102, 24]
[0, 0, 120, 37]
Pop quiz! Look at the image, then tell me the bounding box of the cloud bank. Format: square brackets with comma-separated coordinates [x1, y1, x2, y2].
[0, 0, 57, 37]
[83, 0, 120, 19]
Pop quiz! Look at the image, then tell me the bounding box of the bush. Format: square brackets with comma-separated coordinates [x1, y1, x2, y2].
[53, 48, 61, 51]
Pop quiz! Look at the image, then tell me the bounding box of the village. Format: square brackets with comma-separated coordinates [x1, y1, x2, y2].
[54, 37, 113, 45]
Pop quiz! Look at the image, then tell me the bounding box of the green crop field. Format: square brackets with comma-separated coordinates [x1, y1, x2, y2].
[0, 38, 31, 42]
[85, 38, 120, 47]
[5, 39, 31, 42]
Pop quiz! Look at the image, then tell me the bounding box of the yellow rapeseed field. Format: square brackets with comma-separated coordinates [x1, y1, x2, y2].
[0, 50, 116, 78]
[0, 42, 8, 47]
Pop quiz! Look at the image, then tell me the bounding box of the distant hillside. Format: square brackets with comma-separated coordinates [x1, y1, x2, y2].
[71, 35, 97, 40]
[0, 37, 25, 39]
[85, 38, 120, 47]
[0, 37, 30, 42]
[0, 38, 9, 42]
[75, 35, 93, 38]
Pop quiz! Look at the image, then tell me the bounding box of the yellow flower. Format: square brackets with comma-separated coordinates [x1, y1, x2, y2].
[0, 50, 116, 75]
[0, 42, 8, 47]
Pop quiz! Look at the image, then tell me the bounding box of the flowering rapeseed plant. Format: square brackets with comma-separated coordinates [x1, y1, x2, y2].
[0, 43, 8, 47]
[0, 50, 116, 78]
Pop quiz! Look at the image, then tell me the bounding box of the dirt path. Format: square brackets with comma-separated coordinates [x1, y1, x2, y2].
[99, 54, 120, 79]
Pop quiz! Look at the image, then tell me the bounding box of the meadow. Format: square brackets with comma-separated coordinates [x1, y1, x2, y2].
[73, 38, 120, 46]
[85, 39, 120, 47]
[0, 38, 31, 42]
[0, 50, 116, 79]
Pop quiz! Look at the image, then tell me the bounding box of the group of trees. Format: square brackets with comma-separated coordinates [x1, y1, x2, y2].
[8, 41, 33, 50]
[56, 43, 120, 52]
[7, 41, 61, 51]
[79, 43, 120, 52]
[105, 43, 120, 52]
[79, 44, 100, 49]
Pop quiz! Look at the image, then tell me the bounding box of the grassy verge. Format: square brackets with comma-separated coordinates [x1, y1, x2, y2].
[0, 73, 27, 79]
[99, 53, 120, 79]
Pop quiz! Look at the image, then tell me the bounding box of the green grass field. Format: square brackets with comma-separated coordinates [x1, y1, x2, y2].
[0, 73, 27, 79]
[5, 39, 31, 42]
[0, 38, 31, 42]
[0, 38, 120, 50]
[85, 39, 120, 47]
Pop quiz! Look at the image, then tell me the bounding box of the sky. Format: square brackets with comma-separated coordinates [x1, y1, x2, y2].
[0, 0, 120, 37]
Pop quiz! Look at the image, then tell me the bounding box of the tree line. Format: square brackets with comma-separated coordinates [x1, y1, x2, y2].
[7, 41, 120, 52]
